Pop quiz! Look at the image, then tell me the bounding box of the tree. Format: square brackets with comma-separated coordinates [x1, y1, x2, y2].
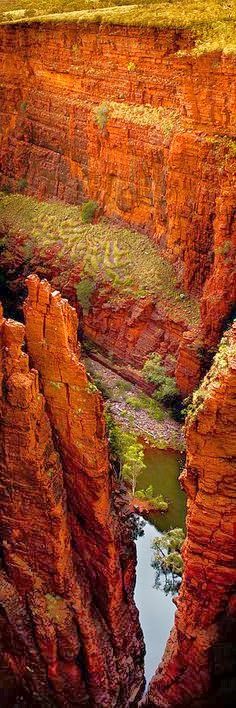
[105, 414, 146, 494]
[122, 442, 146, 497]
[151, 528, 185, 596]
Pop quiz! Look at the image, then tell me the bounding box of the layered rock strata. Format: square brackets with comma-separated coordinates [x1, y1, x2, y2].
[0, 220, 198, 389]
[0, 22, 235, 358]
[145, 322, 236, 706]
[0, 277, 144, 706]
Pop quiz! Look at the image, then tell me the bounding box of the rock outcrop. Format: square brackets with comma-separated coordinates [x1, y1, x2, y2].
[145, 322, 236, 706]
[0, 277, 144, 706]
[0, 22, 235, 371]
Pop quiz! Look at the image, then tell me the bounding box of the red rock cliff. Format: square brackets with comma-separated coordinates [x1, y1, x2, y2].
[0, 22, 235, 363]
[0, 278, 144, 706]
[145, 322, 236, 706]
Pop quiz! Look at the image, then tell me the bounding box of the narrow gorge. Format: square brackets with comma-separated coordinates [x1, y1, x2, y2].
[0, 2, 235, 707]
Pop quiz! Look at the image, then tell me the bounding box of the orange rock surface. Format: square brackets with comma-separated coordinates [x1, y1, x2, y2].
[0, 279, 144, 706]
[0, 22, 235, 369]
[145, 323, 236, 706]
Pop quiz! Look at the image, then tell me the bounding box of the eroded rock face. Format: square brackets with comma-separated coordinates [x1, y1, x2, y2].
[0, 278, 144, 706]
[0, 22, 235, 366]
[145, 323, 236, 707]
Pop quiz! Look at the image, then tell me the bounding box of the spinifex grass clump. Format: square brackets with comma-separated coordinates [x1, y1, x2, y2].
[0, 193, 199, 325]
[1, 2, 235, 54]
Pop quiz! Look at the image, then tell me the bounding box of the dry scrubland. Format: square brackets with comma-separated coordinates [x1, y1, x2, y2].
[0, 192, 199, 324]
[0, 1, 235, 53]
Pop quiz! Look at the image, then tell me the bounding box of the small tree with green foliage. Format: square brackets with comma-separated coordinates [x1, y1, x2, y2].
[142, 353, 179, 404]
[135, 485, 168, 511]
[122, 441, 146, 496]
[151, 528, 185, 595]
[105, 414, 146, 495]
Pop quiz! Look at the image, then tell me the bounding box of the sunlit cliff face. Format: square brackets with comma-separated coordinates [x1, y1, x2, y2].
[0, 21, 235, 395]
[0, 12, 235, 708]
[0, 276, 144, 707]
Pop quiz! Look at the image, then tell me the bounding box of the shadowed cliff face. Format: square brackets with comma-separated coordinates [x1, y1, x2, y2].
[144, 323, 236, 707]
[0, 277, 144, 707]
[0, 22, 235, 371]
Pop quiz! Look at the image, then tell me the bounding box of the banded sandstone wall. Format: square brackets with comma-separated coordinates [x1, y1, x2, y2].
[0, 22, 235, 354]
[145, 323, 236, 707]
[0, 277, 144, 706]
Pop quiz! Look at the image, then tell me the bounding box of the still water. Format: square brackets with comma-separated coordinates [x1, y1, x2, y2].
[134, 448, 186, 688]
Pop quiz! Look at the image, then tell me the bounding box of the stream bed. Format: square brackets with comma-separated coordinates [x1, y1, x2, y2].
[134, 448, 186, 688]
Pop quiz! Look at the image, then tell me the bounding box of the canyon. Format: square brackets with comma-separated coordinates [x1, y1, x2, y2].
[0, 8, 236, 708]
[0, 21, 235, 395]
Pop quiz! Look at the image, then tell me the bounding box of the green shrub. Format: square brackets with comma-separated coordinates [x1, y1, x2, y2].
[81, 200, 98, 223]
[114, 378, 132, 393]
[127, 61, 136, 71]
[20, 100, 27, 113]
[75, 278, 95, 312]
[142, 353, 179, 404]
[136, 484, 168, 511]
[94, 103, 110, 130]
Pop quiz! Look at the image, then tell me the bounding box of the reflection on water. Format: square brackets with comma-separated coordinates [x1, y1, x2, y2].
[134, 448, 186, 688]
[137, 447, 186, 530]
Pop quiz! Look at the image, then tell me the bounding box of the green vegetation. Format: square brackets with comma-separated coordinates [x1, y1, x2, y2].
[0, 193, 199, 325]
[125, 392, 164, 421]
[20, 100, 28, 113]
[105, 413, 145, 494]
[127, 61, 136, 72]
[187, 328, 235, 421]
[81, 199, 98, 223]
[75, 278, 95, 312]
[0, 3, 235, 54]
[122, 439, 146, 497]
[108, 102, 181, 135]
[142, 353, 179, 404]
[136, 484, 168, 511]
[94, 103, 110, 130]
[151, 527, 184, 594]
[50, 380, 62, 389]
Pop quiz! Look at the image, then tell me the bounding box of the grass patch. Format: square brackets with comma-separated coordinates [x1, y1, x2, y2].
[126, 392, 165, 422]
[107, 102, 181, 135]
[0, 2, 235, 54]
[0, 192, 199, 325]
